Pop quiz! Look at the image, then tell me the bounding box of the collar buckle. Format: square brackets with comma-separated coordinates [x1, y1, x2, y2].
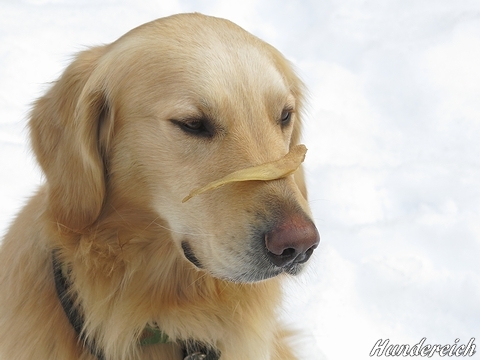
[184, 352, 207, 360]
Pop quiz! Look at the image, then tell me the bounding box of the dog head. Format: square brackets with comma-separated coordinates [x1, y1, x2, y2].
[30, 13, 319, 282]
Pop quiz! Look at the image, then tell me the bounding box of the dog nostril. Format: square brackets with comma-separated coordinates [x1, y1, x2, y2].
[306, 246, 315, 257]
[265, 247, 296, 268]
[280, 248, 296, 257]
[297, 246, 316, 264]
[264, 215, 319, 268]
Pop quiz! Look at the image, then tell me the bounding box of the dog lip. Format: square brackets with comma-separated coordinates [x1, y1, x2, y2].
[283, 263, 303, 276]
[181, 241, 203, 269]
[230, 266, 284, 283]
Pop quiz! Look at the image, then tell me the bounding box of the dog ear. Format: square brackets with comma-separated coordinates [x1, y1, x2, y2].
[291, 93, 308, 200]
[266, 45, 309, 199]
[29, 46, 113, 231]
[287, 70, 308, 199]
[280, 58, 308, 200]
[285, 67, 305, 152]
[293, 77, 309, 200]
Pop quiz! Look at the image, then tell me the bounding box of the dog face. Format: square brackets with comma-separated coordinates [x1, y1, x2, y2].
[30, 14, 319, 283]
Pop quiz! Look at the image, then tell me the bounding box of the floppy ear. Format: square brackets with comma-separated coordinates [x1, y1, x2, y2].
[266, 45, 309, 199]
[286, 71, 308, 199]
[285, 67, 305, 152]
[291, 82, 308, 200]
[29, 46, 112, 231]
[276, 56, 308, 199]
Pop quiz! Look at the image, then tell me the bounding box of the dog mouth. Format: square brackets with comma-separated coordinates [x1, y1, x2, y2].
[181, 241, 204, 269]
[225, 259, 306, 283]
[180, 238, 311, 283]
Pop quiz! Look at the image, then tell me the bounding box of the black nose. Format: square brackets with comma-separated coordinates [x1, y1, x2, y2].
[264, 214, 320, 268]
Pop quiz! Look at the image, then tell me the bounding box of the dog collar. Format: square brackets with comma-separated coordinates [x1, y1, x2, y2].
[52, 250, 219, 360]
[139, 324, 170, 346]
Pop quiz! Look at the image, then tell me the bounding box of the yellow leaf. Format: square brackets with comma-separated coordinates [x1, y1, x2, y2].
[182, 144, 307, 202]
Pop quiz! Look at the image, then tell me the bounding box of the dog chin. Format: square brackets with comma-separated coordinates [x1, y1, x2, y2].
[182, 252, 303, 284]
[221, 263, 305, 283]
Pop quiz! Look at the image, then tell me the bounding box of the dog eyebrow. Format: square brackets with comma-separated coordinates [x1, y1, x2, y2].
[191, 99, 224, 134]
[268, 93, 296, 123]
[182, 144, 307, 202]
[284, 94, 296, 109]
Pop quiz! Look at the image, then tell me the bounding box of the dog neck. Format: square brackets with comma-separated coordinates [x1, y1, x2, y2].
[51, 250, 220, 360]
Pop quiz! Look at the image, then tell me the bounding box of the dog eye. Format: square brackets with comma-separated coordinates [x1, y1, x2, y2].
[171, 118, 212, 137]
[280, 109, 293, 127]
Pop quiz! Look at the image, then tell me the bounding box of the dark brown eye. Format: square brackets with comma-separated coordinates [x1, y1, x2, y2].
[280, 109, 293, 127]
[183, 120, 204, 132]
[171, 118, 212, 137]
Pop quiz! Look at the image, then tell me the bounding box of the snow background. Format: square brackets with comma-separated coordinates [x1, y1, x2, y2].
[1, 1, 479, 359]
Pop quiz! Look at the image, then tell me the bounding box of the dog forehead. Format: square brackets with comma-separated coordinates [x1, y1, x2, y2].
[101, 14, 293, 126]
[117, 14, 289, 93]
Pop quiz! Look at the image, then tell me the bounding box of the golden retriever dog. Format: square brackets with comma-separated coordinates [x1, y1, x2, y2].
[0, 13, 319, 360]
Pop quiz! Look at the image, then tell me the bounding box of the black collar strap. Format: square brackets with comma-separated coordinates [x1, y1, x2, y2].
[52, 251, 220, 360]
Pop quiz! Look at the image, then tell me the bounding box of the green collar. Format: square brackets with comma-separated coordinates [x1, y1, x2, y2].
[140, 325, 170, 346]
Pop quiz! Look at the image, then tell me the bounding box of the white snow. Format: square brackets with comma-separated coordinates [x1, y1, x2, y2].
[1, 1, 479, 359]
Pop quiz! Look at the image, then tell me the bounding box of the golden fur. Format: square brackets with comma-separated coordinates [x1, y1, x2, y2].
[0, 13, 317, 359]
